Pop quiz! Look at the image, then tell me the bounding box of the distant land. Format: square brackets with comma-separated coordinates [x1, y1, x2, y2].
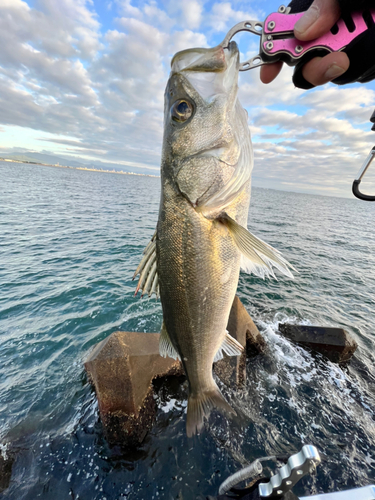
[0, 151, 160, 178]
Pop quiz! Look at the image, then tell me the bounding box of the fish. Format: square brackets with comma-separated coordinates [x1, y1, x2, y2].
[133, 40, 295, 437]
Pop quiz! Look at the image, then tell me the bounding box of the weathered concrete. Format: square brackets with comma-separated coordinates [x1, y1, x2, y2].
[85, 304, 360, 447]
[85, 296, 264, 446]
[85, 331, 183, 446]
[278, 324, 358, 363]
[214, 296, 265, 386]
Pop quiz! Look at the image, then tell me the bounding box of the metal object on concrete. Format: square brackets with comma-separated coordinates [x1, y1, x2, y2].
[278, 324, 358, 363]
[85, 296, 264, 446]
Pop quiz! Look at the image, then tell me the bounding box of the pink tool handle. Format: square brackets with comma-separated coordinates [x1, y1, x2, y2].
[263, 11, 375, 60]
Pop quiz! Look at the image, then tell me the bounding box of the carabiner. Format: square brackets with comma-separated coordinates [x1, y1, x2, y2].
[220, 20, 270, 71]
[352, 146, 375, 202]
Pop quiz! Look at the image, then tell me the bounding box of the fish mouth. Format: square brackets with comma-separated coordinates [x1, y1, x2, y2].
[171, 41, 239, 73]
[171, 42, 240, 101]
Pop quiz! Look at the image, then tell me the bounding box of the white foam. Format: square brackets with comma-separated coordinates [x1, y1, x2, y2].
[0, 443, 8, 460]
[252, 314, 375, 440]
[160, 398, 177, 413]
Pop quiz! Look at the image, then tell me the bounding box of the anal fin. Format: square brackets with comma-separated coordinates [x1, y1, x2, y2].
[214, 331, 243, 362]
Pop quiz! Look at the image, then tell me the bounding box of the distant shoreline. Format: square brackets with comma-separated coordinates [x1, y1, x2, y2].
[0, 157, 159, 178]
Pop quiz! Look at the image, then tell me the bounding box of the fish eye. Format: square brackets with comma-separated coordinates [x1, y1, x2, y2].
[171, 99, 194, 123]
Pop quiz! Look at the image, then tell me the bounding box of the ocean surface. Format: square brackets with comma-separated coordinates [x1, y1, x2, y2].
[1, 160, 375, 500]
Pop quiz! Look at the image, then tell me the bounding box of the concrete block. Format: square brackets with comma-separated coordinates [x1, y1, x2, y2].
[278, 324, 358, 364]
[84, 331, 183, 446]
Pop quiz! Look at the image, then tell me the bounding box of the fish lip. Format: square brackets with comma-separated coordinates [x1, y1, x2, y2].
[225, 40, 239, 56]
[170, 41, 240, 100]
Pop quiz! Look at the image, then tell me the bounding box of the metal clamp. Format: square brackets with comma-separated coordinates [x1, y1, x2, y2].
[220, 20, 271, 71]
[222, 6, 375, 72]
[258, 445, 321, 498]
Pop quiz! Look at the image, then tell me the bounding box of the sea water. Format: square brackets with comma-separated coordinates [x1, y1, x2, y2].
[1, 161, 374, 499]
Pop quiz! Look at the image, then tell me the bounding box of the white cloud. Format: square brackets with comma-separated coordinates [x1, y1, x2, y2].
[0, 0, 374, 196]
[207, 2, 261, 32]
[241, 69, 375, 197]
[180, 0, 203, 30]
[0, 0, 101, 60]
[168, 29, 208, 54]
[117, 17, 167, 51]
[115, 0, 142, 18]
[238, 65, 304, 107]
[300, 86, 375, 127]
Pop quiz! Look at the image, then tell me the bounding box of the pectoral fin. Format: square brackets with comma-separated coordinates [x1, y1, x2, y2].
[133, 230, 160, 298]
[159, 321, 181, 361]
[214, 331, 243, 362]
[219, 214, 296, 279]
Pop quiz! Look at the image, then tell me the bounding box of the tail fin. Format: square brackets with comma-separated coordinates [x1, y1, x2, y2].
[186, 384, 236, 437]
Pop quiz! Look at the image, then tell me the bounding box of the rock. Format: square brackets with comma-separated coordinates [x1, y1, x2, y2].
[214, 296, 265, 387]
[278, 324, 358, 364]
[84, 331, 183, 447]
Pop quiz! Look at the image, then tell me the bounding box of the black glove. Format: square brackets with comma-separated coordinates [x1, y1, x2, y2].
[288, 0, 375, 89]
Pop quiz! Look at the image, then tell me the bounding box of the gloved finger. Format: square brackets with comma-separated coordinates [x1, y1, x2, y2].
[333, 23, 375, 84]
[260, 61, 284, 84]
[293, 0, 341, 41]
[294, 13, 375, 88]
[300, 52, 350, 87]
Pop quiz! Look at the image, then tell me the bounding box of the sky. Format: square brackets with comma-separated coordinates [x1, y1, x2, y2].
[0, 0, 375, 198]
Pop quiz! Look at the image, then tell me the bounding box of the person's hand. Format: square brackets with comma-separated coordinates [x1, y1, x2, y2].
[260, 0, 350, 86]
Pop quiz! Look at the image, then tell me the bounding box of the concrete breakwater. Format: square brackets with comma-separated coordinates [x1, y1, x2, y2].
[84, 296, 357, 448]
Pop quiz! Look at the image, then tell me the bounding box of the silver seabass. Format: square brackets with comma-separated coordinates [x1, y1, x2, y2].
[134, 41, 295, 437]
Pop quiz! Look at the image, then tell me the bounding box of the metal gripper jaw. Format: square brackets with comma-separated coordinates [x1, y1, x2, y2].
[258, 445, 321, 499]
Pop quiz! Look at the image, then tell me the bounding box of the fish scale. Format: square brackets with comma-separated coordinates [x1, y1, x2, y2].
[158, 193, 239, 392]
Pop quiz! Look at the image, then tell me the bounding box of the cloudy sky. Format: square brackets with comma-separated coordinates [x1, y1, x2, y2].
[1, 0, 375, 197]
